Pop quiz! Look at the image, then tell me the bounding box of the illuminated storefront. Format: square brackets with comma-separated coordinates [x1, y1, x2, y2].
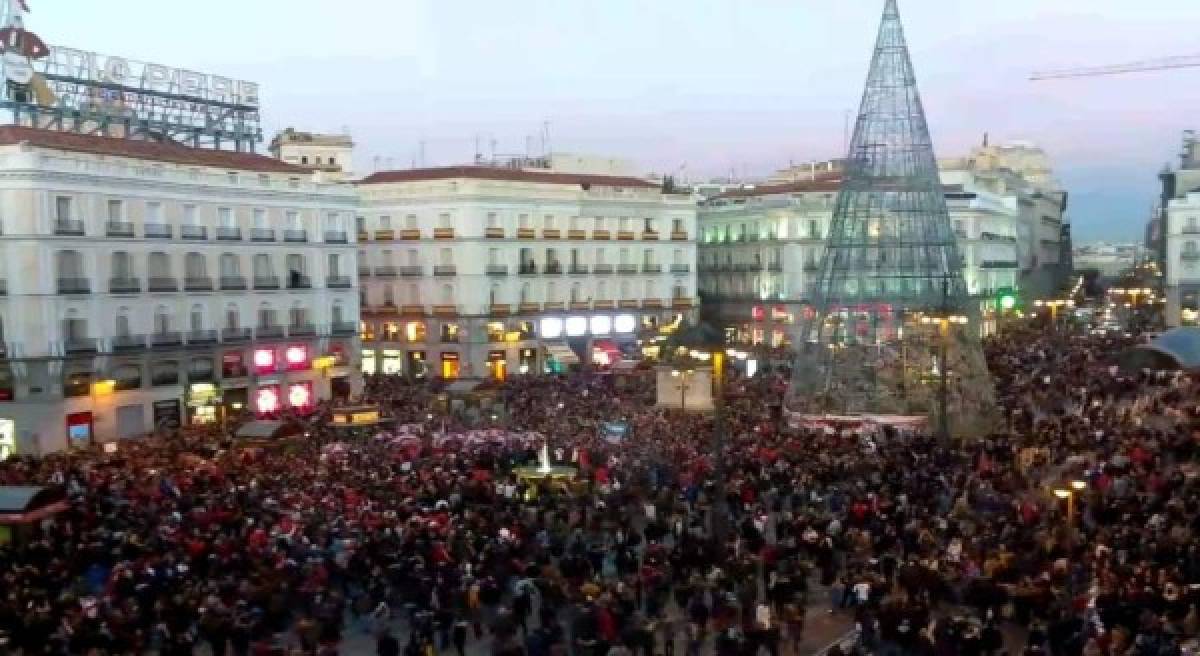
[405, 321, 427, 343]
[66, 412, 92, 448]
[284, 345, 309, 372]
[253, 348, 276, 375]
[519, 348, 538, 374]
[361, 349, 377, 374]
[487, 322, 507, 343]
[186, 382, 222, 425]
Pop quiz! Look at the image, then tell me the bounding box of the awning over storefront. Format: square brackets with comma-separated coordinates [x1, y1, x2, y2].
[0, 485, 68, 524]
[591, 339, 623, 366]
[544, 342, 580, 365]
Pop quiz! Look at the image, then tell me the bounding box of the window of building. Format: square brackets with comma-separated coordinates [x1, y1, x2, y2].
[487, 212, 499, 228]
[544, 215, 555, 229]
[519, 214, 531, 229]
[440, 284, 454, 304]
[55, 196, 72, 221]
[254, 209, 268, 229]
[183, 204, 198, 226]
[287, 211, 301, 229]
[438, 213, 452, 229]
[405, 214, 417, 229]
[258, 303, 276, 328]
[147, 202, 162, 222]
[218, 207, 234, 227]
[327, 253, 342, 277]
[380, 215, 392, 230]
[111, 251, 133, 279]
[220, 253, 240, 276]
[254, 254, 273, 278]
[107, 199, 123, 221]
[115, 308, 132, 337]
[148, 252, 171, 279]
[225, 304, 240, 331]
[185, 253, 206, 277]
[56, 249, 84, 279]
[153, 306, 171, 335]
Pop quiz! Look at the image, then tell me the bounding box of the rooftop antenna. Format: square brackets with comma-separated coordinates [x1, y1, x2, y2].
[541, 120, 551, 156]
[373, 155, 381, 172]
[843, 109, 851, 154]
[474, 134, 482, 164]
[983, 132, 989, 147]
[525, 135, 533, 157]
[490, 137, 497, 161]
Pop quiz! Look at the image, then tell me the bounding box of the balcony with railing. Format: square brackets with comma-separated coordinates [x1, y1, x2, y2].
[253, 275, 281, 289]
[251, 228, 275, 242]
[187, 329, 218, 345]
[545, 262, 563, 275]
[518, 302, 541, 313]
[221, 327, 252, 342]
[485, 227, 505, 239]
[144, 223, 172, 238]
[106, 221, 134, 237]
[324, 230, 349, 243]
[594, 264, 614, 274]
[519, 264, 539, 275]
[567, 229, 587, 240]
[284, 229, 307, 242]
[643, 298, 664, 308]
[181, 225, 207, 240]
[148, 277, 178, 292]
[593, 300, 615, 309]
[617, 299, 640, 309]
[489, 304, 512, 316]
[54, 219, 84, 236]
[1183, 250, 1200, 261]
[592, 229, 611, 240]
[374, 265, 399, 278]
[220, 275, 247, 290]
[617, 264, 638, 274]
[111, 334, 146, 351]
[487, 264, 509, 276]
[670, 264, 691, 274]
[374, 229, 395, 241]
[670, 231, 689, 241]
[109, 277, 141, 293]
[541, 228, 561, 239]
[517, 227, 536, 239]
[326, 275, 352, 288]
[184, 276, 214, 291]
[434, 228, 455, 239]
[641, 230, 660, 240]
[803, 262, 820, 272]
[64, 337, 97, 353]
[58, 278, 90, 294]
[672, 297, 695, 309]
[332, 321, 358, 335]
[432, 304, 458, 317]
[401, 304, 425, 315]
[256, 325, 285, 339]
[570, 300, 590, 310]
[399, 265, 423, 277]
[767, 261, 783, 272]
[569, 265, 589, 275]
[287, 274, 312, 289]
[542, 301, 565, 311]
[400, 228, 421, 240]
[357, 230, 370, 242]
[642, 263, 663, 273]
[433, 265, 457, 277]
[1183, 224, 1200, 235]
[980, 260, 1019, 269]
[617, 230, 635, 240]
[289, 323, 316, 336]
[151, 331, 183, 348]
[980, 231, 1017, 242]
[213, 226, 240, 240]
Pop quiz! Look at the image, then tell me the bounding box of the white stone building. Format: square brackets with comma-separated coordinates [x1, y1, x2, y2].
[354, 164, 697, 379]
[697, 168, 1022, 345]
[1164, 191, 1200, 325]
[269, 128, 355, 183]
[0, 126, 360, 454]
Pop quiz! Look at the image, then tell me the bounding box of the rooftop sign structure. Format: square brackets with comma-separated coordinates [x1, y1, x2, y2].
[0, 0, 262, 151]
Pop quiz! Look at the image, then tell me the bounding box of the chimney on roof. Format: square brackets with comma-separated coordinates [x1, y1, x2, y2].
[983, 132, 989, 147]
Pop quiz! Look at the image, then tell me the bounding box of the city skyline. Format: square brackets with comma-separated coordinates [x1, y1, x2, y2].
[26, 0, 1200, 242]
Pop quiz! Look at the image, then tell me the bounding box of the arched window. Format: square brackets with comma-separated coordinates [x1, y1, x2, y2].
[258, 302, 275, 328]
[153, 305, 171, 334]
[189, 304, 204, 332]
[224, 303, 240, 331]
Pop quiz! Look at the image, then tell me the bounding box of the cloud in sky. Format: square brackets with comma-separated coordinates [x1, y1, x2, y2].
[25, 0, 1200, 241]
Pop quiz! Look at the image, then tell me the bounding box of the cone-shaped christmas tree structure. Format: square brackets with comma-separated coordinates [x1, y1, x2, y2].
[787, 0, 998, 436]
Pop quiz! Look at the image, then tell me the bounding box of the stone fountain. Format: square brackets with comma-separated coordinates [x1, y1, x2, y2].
[514, 440, 577, 483]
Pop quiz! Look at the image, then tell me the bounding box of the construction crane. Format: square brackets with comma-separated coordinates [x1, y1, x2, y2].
[1031, 54, 1200, 81]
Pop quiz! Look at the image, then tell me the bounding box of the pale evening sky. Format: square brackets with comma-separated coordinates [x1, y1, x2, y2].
[26, 0, 1200, 242]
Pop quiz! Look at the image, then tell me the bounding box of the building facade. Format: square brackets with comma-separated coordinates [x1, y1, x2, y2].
[0, 127, 360, 454]
[697, 170, 1022, 345]
[1158, 132, 1200, 326]
[269, 128, 355, 182]
[354, 165, 697, 379]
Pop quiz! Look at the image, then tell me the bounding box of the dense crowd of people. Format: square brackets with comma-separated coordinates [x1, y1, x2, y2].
[0, 316, 1198, 656]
